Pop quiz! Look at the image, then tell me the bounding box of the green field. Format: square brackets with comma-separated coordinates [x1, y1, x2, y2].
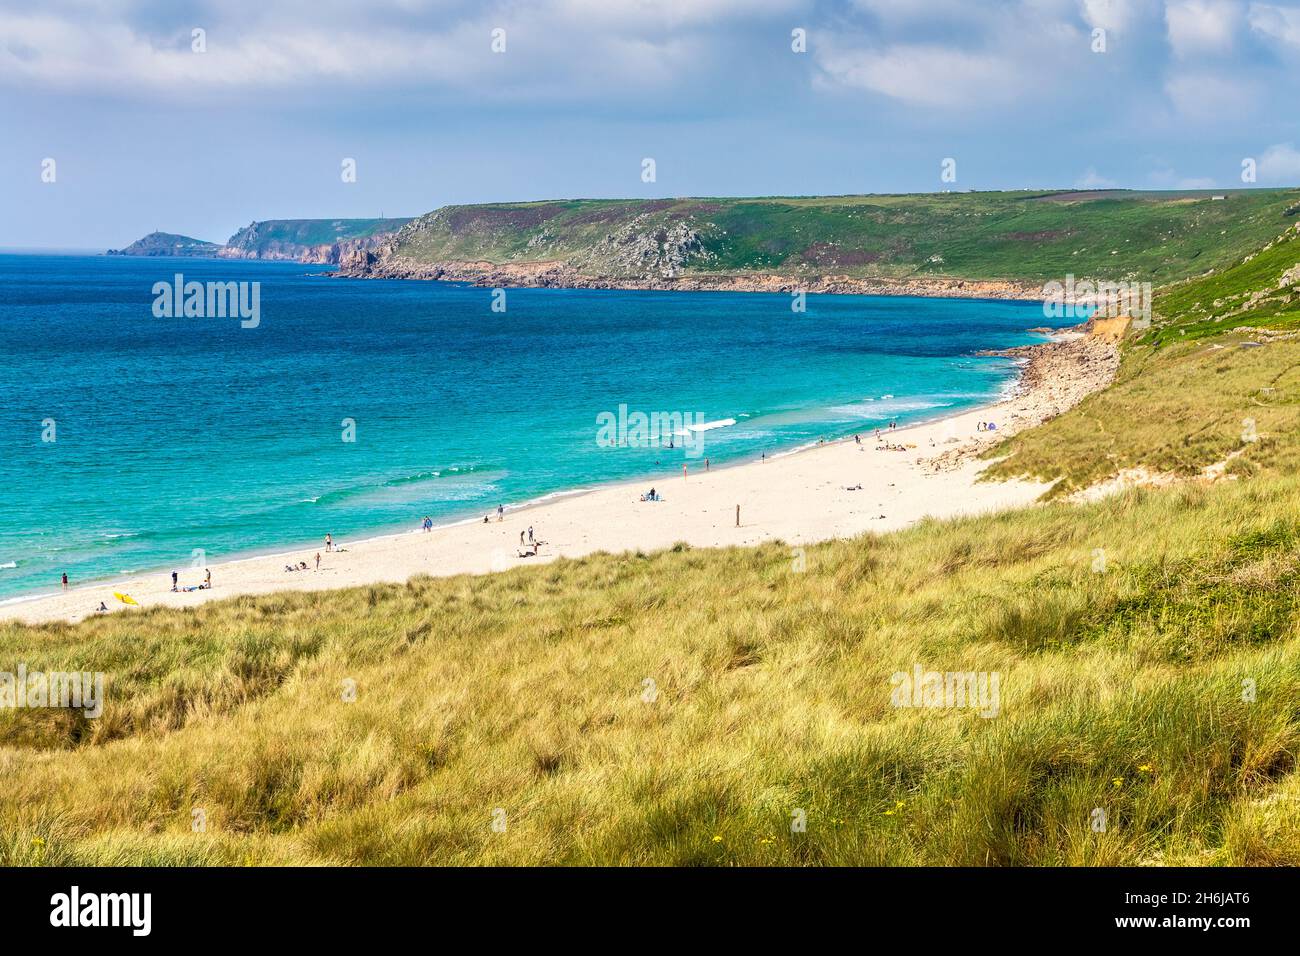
[388, 189, 1300, 284]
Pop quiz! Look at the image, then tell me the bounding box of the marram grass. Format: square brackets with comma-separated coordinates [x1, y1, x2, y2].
[2, 474, 1297, 865]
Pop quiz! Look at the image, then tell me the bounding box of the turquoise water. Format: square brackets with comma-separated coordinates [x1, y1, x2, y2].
[0, 253, 1054, 601]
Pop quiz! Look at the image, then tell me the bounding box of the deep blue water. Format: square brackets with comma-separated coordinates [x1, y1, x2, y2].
[0, 253, 1054, 600]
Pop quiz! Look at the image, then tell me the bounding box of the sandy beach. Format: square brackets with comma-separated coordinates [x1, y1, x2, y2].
[0, 334, 1117, 626]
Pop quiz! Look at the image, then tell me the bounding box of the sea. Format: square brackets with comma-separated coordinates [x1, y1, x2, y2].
[0, 253, 1056, 602]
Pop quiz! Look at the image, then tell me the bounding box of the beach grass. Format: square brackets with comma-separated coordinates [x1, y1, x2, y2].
[982, 224, 1300, 496]
[2, 473, 1297, 865]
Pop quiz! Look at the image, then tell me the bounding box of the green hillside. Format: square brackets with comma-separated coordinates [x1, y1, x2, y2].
[984, 223, 1300, 495]
[381, 189, 1300, 284]
[223, 218, 413, 258]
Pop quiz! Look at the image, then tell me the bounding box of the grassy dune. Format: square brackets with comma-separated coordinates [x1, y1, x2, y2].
[2, 476, 1298, 865]
[984, 224, 1300, 496]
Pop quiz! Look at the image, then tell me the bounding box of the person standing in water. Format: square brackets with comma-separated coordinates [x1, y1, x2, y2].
[61, 572, 68, 590]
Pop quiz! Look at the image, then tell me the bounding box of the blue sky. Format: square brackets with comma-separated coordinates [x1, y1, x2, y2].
[3, 0, 1300, 248]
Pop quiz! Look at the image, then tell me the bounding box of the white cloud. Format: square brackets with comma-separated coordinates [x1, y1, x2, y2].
[1163, 69, 1258, 119]
[1257, 143, 1300, 182]
[1079, 0, 1138, 33]
[0, 1, 793, 98]
[1248, 2, 1300, 45]
[1147, 167, 1218, 188]
[815, 43, 1024, 108]
[557, 0, 804, 28]
[1075, 166, 1117, 188]
[1164, 0, 1241, 57]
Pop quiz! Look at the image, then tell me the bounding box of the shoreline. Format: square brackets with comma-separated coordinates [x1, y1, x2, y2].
[0, 330, 1117, 627]
[333, 254, 1047, 302]
[0, 344, 1034, 615]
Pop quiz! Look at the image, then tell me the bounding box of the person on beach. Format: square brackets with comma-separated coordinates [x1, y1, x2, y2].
[315, 552, 321, 570]
[422, 516, 432, 532]
[325, 533, 333, 552]
[171, 570, 178, 592]
[61, 572, 68, 590]
[705, 458, 710, 471]
[520, 530, 526, 545]
[204, 569, 211, 589]
[528, 526, 534, 544]
[497, 504, 504, 521]
[96, 601, 108, 613]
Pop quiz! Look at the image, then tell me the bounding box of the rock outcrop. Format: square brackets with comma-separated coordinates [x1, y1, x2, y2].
[107, 232, 222, 257]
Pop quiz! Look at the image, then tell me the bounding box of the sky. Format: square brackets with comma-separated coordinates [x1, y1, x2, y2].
[3, 0, 1300, 248]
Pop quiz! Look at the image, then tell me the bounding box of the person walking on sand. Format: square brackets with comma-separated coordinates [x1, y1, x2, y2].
[497, 504, 504, 522]
[528, 526, 534, 544]
[325, 533, 333, 552]
[315, 552, 321, 570]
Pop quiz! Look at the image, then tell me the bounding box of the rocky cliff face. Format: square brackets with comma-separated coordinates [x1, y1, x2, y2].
[570, 214, 714, 278]
[337, 224, 1042, 301]
[218, 222, 405, 265]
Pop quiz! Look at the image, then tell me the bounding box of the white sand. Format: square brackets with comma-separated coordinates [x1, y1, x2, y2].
[1, 336, 1114, 626]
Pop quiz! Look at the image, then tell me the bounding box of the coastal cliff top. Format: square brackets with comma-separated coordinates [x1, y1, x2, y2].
[344, 188, 1300, 288]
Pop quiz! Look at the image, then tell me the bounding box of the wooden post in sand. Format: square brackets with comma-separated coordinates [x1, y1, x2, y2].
[735, 504, 740, 527]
